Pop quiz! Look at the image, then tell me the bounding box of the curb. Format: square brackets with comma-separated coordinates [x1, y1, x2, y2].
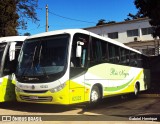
[139, 94, 160, 98]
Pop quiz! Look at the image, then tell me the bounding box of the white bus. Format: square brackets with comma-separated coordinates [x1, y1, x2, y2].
[15, 29, 150, 105]
[0, 36, 27, 102]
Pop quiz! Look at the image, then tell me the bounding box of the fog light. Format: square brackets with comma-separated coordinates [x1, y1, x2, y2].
[15, 86, 23, 92]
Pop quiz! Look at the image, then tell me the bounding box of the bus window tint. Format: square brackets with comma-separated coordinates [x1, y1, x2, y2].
[114, 45, 120, 63]
[101, 41, 109, 62]
[90, 37, 109, 65]
[3, 42, 22, 76]
[71, 33, 89, 68]
[108, 43, 114, 63]
[137, 54, 142, 68]
[120, 48, 126, 65]
[129, 52, 137, 67]
[142, 55, 149, 69]
[120, 48, 130, 66]
[108, 43, 120, 64]
[91, 38, 102, 62]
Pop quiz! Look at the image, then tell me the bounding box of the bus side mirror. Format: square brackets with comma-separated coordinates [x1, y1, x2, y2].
[76, 41, 84, 57]
[9, 42, 17, 61]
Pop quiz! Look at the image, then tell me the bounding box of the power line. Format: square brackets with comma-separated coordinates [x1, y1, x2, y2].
[18, 8, 97, 33]
[21, 25, 46, 32]
[48, 10, 97, 24]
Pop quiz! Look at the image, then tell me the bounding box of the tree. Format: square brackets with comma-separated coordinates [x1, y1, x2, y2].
[96, 19, 106, 26]
[16, 0, 39, 30]
[0, 0, 38, 37]
[125, 12, 146, 21]
[96, 19, 116, 26]
[0, 0, 19, 36]
[134, 0, 160, 38]
[24, 32, 31, 36]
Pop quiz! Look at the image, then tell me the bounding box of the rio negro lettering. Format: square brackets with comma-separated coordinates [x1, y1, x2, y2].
[110, 68, 129, 78]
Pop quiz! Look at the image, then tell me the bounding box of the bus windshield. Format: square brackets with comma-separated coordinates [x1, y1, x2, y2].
[16, 34, 69, 83]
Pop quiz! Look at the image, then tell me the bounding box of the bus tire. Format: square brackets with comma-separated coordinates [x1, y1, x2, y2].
[134, 83, 140, 97]
[90, 85, 101, 105]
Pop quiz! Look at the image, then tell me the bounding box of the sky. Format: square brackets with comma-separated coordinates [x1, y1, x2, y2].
[18, 0, 138, 35]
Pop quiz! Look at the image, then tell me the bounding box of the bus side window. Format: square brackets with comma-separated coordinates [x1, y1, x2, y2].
[115, 46, 120, 64]
[90, 37, 110, 66]
[120, 49, 130, 66]
[90, 38, 102, 65]
[71, 33, 89, 68]
[108, 43, 114, 63]
[3, 50, 11, 75]
[142, 55, 149, 69]
[137, 54, 142, 68]
[129, 52, 137, 67]
[120, 48, 126, 65]
[101, 41, 109, 62]
[3, 42, 23, 76]
[126, 51, 130, 65]
[108, 43, 120, 64]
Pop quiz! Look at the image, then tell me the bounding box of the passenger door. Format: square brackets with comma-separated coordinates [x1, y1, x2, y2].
[69, 33, 89, 104]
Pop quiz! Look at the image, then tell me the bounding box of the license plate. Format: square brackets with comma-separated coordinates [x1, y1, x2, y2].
[29, 96, 38, 100]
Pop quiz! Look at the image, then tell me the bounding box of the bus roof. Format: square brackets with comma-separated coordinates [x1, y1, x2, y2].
[26, 29, 142, 54]
[0, 36, 27, 43]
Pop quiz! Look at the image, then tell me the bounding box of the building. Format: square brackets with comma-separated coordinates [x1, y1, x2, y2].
[84, 18, 159, 56]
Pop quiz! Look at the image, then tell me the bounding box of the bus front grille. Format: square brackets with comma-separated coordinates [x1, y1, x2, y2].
[23, 90, 48, 94]
[20, 95, 53, 102]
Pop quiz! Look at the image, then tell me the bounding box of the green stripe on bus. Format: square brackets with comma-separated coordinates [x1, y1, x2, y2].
[84, 82, 91, 86]
[104, 78, 134, 92]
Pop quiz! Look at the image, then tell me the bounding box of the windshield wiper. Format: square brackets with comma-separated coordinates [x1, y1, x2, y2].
[31, 46, 37, 69]
[20, 54, 33, 77]
[37, 44, 50, 79]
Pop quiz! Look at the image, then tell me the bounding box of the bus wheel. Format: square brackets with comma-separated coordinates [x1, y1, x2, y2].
[90, 86, 101, 105]
[134, 83, 140, 97]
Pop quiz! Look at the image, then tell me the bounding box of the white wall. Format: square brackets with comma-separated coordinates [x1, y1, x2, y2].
[85, 19, 154, 44]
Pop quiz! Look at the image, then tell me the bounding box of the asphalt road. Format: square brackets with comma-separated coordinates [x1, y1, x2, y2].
[0, 94, 160, 123]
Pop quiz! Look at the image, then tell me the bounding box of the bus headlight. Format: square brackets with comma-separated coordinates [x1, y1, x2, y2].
[49, 83, 66, 93]
[15, 86, 24, 92]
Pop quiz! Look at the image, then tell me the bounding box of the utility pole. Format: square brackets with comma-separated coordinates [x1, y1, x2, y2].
[46, 4, 48, 32]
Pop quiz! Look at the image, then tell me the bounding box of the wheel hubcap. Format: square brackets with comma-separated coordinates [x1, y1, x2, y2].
[135, 85, 138, 95]
[91, 90, 98, 102]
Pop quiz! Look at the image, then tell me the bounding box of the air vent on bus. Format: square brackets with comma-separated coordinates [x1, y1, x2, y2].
[23, 90, 48, 94]
[20, 95, 52, 102]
